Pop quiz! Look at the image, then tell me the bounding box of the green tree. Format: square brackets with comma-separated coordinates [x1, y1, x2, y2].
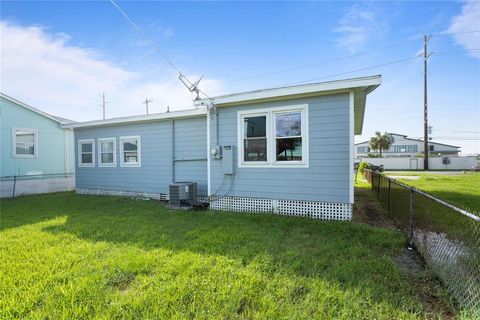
[369, 131, 391, 157]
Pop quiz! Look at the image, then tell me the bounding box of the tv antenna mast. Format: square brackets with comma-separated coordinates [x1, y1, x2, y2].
[179, 74, 204, 100]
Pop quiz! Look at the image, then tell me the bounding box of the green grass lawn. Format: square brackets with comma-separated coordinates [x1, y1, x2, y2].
[390, 172, 480, 215]
[0, 192, 451, 319]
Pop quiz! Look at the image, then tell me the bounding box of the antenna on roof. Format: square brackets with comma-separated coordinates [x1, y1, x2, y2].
[179, 74, 204, 100]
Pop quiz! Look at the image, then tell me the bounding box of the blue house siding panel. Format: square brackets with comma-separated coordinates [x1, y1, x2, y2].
[74, 116, 208, 195]
[210, 93, 351, 203]
[0, 97, 72, 177]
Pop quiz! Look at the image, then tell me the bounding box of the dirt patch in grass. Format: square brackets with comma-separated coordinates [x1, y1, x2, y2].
[353, 187, 396, 229]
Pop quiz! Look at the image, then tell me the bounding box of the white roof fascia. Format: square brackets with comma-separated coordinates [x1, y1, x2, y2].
[0, 92, 73, 124]
[62, 107, 207, 129]
[195, 75, 381, 107]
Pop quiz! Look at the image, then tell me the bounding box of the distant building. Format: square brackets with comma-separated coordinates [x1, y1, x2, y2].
[355, 133, 460, 158]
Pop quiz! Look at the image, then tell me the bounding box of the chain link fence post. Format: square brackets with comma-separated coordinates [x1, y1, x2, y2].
[12, 175, 17, 198]
[387, 180, 391, 213]
[407, 188, 414, 248]
[377, 173, 381, 199]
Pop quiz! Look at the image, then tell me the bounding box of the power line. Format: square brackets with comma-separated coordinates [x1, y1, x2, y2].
[280, 56, 421, 86]
[432, 30, 480, 37]
[223, 37, 423, 83]
[109, 0, 211, 100]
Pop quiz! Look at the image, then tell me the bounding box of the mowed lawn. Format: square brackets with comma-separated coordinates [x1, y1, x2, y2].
[391, 172, 480, 215]
[1, 192, 450, 319]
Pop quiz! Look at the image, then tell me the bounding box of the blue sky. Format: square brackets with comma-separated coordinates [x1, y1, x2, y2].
[1, 1, 479, 153]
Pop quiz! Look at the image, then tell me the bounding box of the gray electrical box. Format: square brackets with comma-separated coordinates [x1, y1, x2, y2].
[222, 145, 234, 175]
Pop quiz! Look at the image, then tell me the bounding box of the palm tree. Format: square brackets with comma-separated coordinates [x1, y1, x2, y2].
[369, 131, 391, 157]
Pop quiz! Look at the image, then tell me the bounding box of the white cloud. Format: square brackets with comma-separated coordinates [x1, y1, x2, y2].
[0, 21, 222, 121]
[448, 0, 480, 59]
[333, 4, 383, 53]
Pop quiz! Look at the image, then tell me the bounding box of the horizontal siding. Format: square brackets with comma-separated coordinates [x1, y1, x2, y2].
[210, 93, 351, 202]
[75, 116, 208, 195]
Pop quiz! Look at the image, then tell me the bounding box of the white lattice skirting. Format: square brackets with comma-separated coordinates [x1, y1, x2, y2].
[208, 196, 352, 220]
[77, 189, 352, 220]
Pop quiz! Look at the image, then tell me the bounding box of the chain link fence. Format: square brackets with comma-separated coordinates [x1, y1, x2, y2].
[364, 169, 480, 316]
[0, 173, 75, 198]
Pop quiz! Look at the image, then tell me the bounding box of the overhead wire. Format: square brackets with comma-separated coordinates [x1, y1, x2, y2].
[109, 0, 212, 99]
[223, 37, 423, 83]
[279, 56, 421, 86]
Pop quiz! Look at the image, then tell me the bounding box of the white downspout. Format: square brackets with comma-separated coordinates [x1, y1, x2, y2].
[349, 90, 354, 204]
[206, 105, 211, 197]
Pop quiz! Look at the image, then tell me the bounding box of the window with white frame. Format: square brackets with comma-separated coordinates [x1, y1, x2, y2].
[238, 105, 308, 167]
[120, 136, 141, 167]
[13, 128, 37, 158]
[78, 139, 95, 167]
[98, 138, 116, 167]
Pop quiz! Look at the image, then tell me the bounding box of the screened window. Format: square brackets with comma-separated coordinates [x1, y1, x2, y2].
[14, 129, 36, 157]
[429, 145, 434, 151]
[120, 136, 141, 167]
[243, 115, 267, 162]
[275, 112, 302, 161]
[78, 139, 95, 167]
[98, 138, 116, 167]
[238, 105, 308, 167]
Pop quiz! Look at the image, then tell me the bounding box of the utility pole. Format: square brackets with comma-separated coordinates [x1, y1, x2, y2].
[99, 93, 108, 120]
[143, 98, 153, 115]
[423, 35, 432, 170]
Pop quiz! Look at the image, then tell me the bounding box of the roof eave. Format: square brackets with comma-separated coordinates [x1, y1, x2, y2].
[0, 92, 75, 125]
[195, 75, 382, 107]
[62, 107, 207, 129]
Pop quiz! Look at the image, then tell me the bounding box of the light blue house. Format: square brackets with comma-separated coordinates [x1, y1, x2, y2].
[0, 93, 75, 196]
[65, 76, 381, 219]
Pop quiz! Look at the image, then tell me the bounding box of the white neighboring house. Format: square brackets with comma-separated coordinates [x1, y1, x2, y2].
[355, 133, 460, 158]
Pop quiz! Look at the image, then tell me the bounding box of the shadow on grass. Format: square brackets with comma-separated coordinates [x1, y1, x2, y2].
[1, 192, 441, 315]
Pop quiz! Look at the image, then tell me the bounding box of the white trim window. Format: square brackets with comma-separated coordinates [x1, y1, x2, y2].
[98, 138, 116, 167]
[78, 139, 95, 167]
[13, 128, 38, 158]
[120, 136, 141, 167]
[238, 105, 309, 168]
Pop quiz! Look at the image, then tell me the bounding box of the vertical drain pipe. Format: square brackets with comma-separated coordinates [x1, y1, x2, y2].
[207, 105, 211, 197]
[171, 119, 175, 183]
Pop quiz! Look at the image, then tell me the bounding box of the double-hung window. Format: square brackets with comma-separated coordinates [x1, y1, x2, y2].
[243, 114, 267, 162]
[13, 128, 37, 158]
[98, 138, 116, 167]
[120, 136, 141, 167]
[78, 139, 95, 167]
[238, 105, 308, 167]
